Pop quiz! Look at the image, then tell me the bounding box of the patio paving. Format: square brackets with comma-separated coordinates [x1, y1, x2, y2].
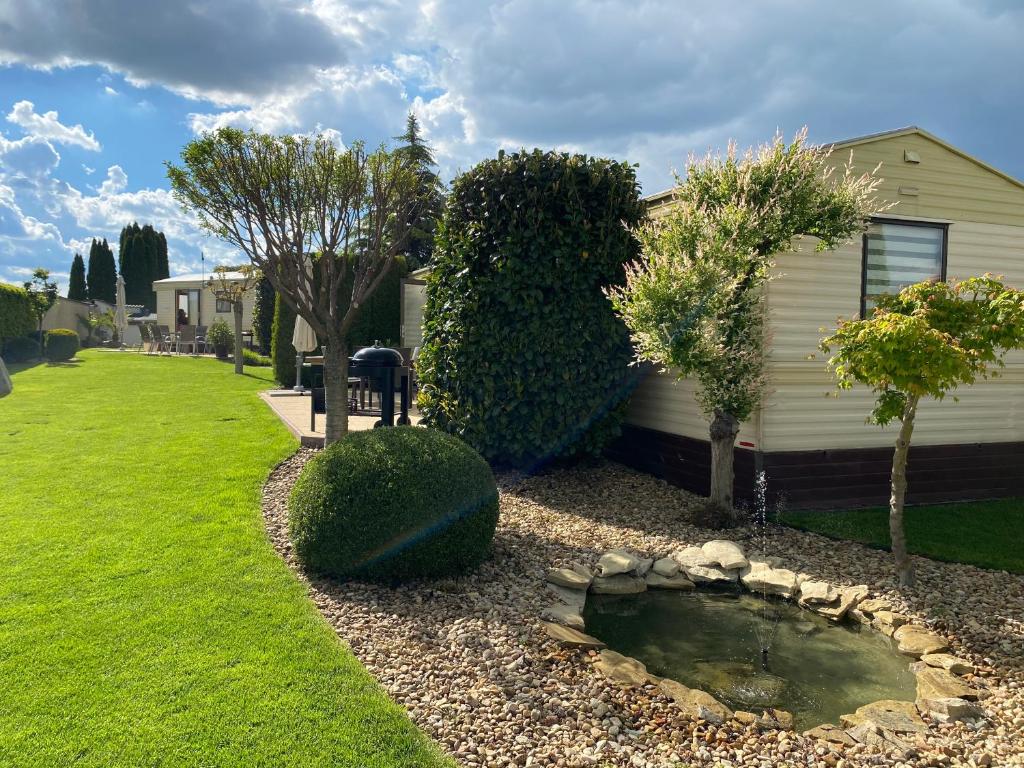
[260, 389, 421, 448]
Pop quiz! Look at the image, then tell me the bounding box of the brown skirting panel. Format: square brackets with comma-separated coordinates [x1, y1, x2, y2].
[606, 424, 1024, 510]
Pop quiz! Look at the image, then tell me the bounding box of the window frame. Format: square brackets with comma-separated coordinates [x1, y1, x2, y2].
[215, 298, 234, 313]
[860, 217, 948, 317]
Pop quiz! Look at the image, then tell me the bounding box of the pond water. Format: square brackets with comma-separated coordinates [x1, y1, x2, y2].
[583, 589, 917, 730]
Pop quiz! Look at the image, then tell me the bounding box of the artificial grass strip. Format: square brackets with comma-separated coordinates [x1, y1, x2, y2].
[781, 498, 1024, 574]
[0, 351, 451, 767]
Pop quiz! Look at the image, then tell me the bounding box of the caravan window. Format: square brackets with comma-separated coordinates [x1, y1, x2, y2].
[861, 220, 947, 315]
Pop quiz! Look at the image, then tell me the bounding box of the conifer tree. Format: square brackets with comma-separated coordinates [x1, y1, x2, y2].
[68, 253, 87, 301]
[394, 112, 445, 269]
[86, 238, 117, 304]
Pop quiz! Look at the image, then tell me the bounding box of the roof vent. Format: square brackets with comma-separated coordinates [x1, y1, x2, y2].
[904, 149, 921, 164]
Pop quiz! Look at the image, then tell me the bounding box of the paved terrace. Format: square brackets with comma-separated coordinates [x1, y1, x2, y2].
[260, 390, 422, 448]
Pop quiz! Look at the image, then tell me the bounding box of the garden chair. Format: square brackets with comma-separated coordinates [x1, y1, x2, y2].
[175, 326, 197, 355]
[137, 323, 150, 354]
[194, 325, 208, 354]
[155, 325, 172, 355]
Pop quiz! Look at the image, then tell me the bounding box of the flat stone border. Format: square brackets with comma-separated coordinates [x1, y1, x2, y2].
[541, 539, 987, 755]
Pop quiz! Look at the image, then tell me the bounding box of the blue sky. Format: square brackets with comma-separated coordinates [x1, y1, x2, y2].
[1, 0, 1021, 293]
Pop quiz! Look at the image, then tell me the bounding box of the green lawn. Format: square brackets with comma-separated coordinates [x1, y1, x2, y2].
[0, 351, 450, 767]
[781, 498, 1024, 574]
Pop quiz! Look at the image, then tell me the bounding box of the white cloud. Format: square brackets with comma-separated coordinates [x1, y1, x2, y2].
[7, 100, 101, 151]
[103, 86, 119, 96]
[97, 165, 128, 195]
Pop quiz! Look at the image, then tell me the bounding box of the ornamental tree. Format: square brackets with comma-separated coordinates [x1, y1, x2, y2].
[23, 267, 58, 339]
[609, 129, 882, 526]
[209, 265, 260, 374]
[167, 128, 416, 444]
[821, 276, 1024, 586]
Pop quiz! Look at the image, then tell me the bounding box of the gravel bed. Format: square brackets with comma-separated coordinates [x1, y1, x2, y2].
[262, 450, 1024, 767]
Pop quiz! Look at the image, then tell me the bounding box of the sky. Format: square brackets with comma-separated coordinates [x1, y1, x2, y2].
[0, 0, 1021, 293]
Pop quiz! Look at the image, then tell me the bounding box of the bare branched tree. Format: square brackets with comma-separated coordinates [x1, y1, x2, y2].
[167, 128, 417, 443]
[209, 265, 260, 374]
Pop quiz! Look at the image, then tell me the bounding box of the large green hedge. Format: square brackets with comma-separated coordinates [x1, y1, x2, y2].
[0, 283, 35, 342]
[416, 149, 645, 468]
[269, 256, 409, 387]
[288, 426, 499, 581]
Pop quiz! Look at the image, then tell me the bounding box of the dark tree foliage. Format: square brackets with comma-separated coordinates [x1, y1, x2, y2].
[67, 254, 87, 301]
[271, 292, 298, 387]
[417, 149, 646, 469]
[86, 238, 117, 304]
[251, 275, 275, 354]
[269, 256, 409, 387]
[118, 222, 166, 308]
[394, 113, 444, 270]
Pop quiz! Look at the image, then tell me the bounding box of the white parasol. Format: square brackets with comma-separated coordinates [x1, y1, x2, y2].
[114, 274, 128, 348]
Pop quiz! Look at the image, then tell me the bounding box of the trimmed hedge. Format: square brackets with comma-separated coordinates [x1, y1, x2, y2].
[288, 427, 499, 581]
[2, 336, 40, 363]
[44, 329, 80, 361]
[416, 149, 645, 469]
[0, 283, 35, 342]
[242, 348, 271, 367]
[271, 293, 298, 387]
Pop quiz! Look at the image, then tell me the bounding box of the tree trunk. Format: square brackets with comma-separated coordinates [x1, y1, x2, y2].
[233, 302, 244, 374]
[889, 396, 919, 587]
[708, 409, 741, 526]
[322, 339, 350, 446]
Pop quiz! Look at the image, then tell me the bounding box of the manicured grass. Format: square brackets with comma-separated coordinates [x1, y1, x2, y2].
[781, 498, 1024, 574]
[0, 351, 450, 767]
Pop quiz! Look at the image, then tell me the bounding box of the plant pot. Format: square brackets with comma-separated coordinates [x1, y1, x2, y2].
[214, 343, 229, 359]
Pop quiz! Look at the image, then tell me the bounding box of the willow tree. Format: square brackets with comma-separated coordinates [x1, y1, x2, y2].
[821, 277, 1024, 586]
[209, 265, 260, 374]
[610, 130, 882, 526]
[167, 129, 416, 443]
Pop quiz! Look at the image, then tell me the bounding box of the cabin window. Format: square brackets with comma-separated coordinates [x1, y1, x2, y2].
[861, 219, 947, 315]
[216, 298, 233, 313]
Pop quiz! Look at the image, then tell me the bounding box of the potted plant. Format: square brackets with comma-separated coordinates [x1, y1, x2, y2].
[207, 319, 233, 359]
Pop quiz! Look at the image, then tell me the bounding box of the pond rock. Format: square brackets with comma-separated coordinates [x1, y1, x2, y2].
[740, 560, 799, 598]
[804, 722, 858, 746]
[701, 540, 749, 570]
[546, 567, 591, 590]
[658, 678, 733, 724]
[542, 621, 605, 649]
[645, 571, 695, 590]
[815, 585, 868, 621]
[840, 699, 928, 733]
[894, 625, 950, 657]
[915, 666, 979, 701]
[590, 574, 647, 595]
[797, 580, 838, 606]
[541, 602, 585, 631]
[595, 549, 643, 577]
[651, 557, 680, 577]
[596, 649, 652, 686]
[547, 582, 586, 611]
[921, 653, 975, 675]
[672, 545, 715, 568]
[917, 696, 985, 723]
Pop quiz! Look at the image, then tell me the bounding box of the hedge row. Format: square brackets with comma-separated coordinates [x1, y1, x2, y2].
[0, 283, 35, 342]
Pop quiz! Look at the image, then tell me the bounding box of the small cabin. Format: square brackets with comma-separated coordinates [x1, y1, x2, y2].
[153, 272, 255, 330]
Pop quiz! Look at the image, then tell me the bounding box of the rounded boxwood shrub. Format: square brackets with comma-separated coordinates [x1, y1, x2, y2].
[288, 426, 499, 581]
[2, 336, 40, 363]
[416, 149, 646, 469]
[44, 329, 80, 361]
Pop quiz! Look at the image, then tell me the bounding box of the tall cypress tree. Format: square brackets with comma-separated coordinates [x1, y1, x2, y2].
[156, 232, 169, 281]
[86, 238, 117, 304]
[68, 253, 87, 301]
[394, 112, 445, 269]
